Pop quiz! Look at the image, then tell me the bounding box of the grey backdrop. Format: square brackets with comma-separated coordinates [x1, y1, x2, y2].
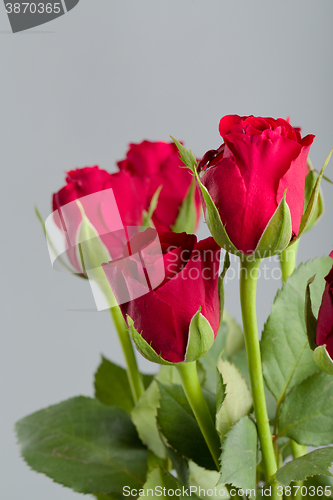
[1, 1, 333, 499]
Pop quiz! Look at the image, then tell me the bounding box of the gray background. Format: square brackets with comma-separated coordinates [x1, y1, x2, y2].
[1, 1, 333, 499]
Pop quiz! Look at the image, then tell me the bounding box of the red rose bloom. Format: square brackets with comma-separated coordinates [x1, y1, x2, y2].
[198, 115, 314, 254]
[316, 252, 333, 359]
[117, 141, 201, 233]
[52, 166, 148, 272]
[103, 230, 221, 363]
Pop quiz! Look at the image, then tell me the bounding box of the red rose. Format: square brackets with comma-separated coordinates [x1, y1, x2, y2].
[103, 230, 221, 363]
[52, 166, 148, 273]
[117, 141, 201, 233]
[197, 115, 314, 254]
[316, 252, 333, 359]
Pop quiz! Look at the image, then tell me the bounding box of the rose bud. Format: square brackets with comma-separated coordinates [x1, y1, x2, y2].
[52, 166, 148, 274]
[102, 229, 222, 364]
[196, 115, 317, 257]
[117, 140, 201, 234]
[305, 252, 333, 375]
[172, 116, 328, 259]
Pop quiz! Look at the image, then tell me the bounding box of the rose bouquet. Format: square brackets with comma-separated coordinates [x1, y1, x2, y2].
[16, 117, 333, 499]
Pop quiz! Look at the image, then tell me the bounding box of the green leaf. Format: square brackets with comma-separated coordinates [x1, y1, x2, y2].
[131, 367, 180, 461]
[261, 257, 332, 403]
[132, 380, 166, 459]
[216, 370, 226, 416]
[156, 365, 182, 385]
[198, 322, 228, 393]
[15, 397, 147, 495]
[185, 309, 215, 363]
[163, 443, 189, 487]
[216, 358, 252, 438]
[94, 356, 153, 412]
[143, 466, 200, 499]
[295, 149, 332, 241]
[219, 416, 257, 493]
[305, 275, 318, 351]
[280, 438, 292, 463]
[172, 178, 198, 234]
[143, 185, 163, 227]
[279, 371, 333, 445]
[127, 315, 174, 365]
[227, 348, 250, 386]
[276, 447, 333, 486]
[94, 495, 118, 500]
[189, 461, 228, 499]
[314, 345, 333, 375]
[94, 495, 120, 500]
[305, 472, 333, 495]
[147, 450, 168, 473]
[254, 191, 292, 258]
[144, 374, 155, 388]
[94, 356, 134, 412]
[157, 382, 217, 470]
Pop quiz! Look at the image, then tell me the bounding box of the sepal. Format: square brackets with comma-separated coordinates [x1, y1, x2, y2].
[142, 185, 162, 227]
[303, 161, 324, 233]
[313, 345, 333, 376]
[171, 137, 197, 173]
[172, 138, 240, 255]
[35, 205, 87, 278]
[254, 190, 292, 258]
[127, 315, 174, 365]
[218, 252, 230, 323]
[172, 178, 198, 234]
[76, 200, 111, 272]
[294, 149, 332, 243]
[184, 308, 215, 363]
[305, 275, 318, 351]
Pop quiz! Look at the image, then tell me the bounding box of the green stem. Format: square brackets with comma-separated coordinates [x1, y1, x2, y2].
[177, 361, 221, 470]
[239, 257, 278, 485]
[290, 441, 307, 499]
[279, 242, 307, 499]
[289, 440, 307, 459]
[109, 306, 144, 404]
